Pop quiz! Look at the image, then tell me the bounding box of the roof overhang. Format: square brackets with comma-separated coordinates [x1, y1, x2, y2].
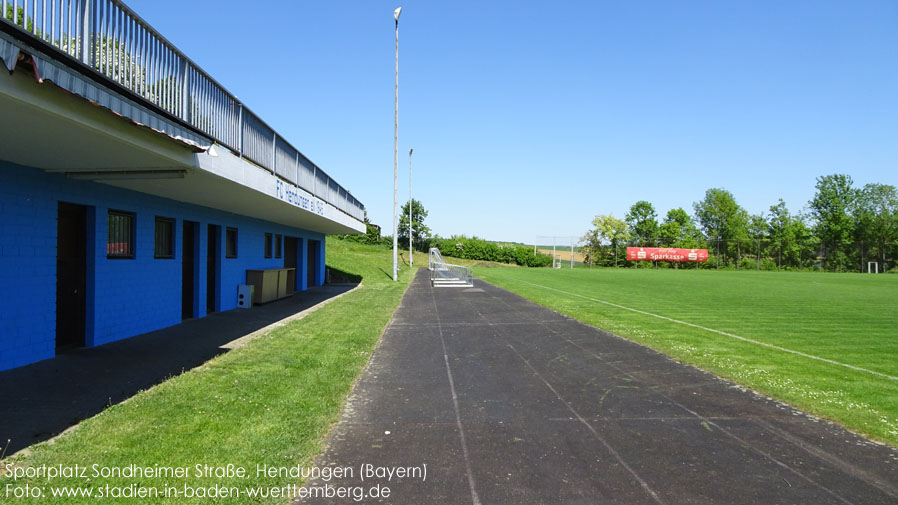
[108, 147, 365, 235]
[0, 44, 364, 235]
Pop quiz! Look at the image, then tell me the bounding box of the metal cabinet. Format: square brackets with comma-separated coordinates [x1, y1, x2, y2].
[245, 268, 296, 304]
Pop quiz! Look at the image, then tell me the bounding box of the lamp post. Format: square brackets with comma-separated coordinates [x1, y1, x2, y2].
[408, 148, 413, 267]
[392, 6, 402, 281]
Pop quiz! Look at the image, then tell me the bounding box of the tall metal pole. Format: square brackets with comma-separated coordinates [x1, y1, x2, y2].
[392, 7, 402, 281]
[409, 148, 413, 268]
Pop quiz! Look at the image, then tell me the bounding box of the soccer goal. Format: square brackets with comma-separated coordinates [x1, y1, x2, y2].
[534, 235, 581, 269]
[429, 248, 473, 287]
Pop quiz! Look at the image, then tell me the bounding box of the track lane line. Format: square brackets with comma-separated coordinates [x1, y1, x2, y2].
[485, 284, 861, 505]
[430, 289, 482, 505]
[506, 344, 667, 505]
[459, 293, 666, 505]
[517, 279, 898, 382]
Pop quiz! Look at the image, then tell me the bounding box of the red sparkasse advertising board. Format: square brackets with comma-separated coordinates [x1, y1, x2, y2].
[626, 247, 709, 262]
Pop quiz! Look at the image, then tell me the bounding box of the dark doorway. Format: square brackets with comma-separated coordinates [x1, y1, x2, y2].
[284, 237, 298, 291]
[307, 239, 318, 288]
[207, 224, 219, 313]
[56, 202, 87, 349]
[182, 221, 198, 319]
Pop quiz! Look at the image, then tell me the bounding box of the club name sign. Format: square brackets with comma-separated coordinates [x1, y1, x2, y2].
[626, 247, 709, 263]
[275, 179, 325, 216]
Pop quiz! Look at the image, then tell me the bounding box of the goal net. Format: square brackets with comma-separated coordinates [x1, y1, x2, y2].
[429, 248, 473, 287]
[534, 235, 581, 269]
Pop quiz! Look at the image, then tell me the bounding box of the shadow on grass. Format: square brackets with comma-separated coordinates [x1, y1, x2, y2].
[326, 266, 363, 284]
[377, 267, 395, 280]
[0, 284, 355, 457]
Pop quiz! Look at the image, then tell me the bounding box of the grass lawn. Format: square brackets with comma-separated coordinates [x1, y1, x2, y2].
[475, 267, 898, 446]
[2, 238, 416, 504]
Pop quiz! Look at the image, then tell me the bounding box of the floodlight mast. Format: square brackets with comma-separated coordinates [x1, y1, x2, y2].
[409, 148, 413, 268]
[392, 6, 402, 281]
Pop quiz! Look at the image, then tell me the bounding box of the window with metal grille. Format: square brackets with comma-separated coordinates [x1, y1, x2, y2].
[107, 210, 135, 259]
[275, 234, 282, 259]
[264, 232, 272, 258]
[155, 217, 175, 259]
[226, 227, 238, 258]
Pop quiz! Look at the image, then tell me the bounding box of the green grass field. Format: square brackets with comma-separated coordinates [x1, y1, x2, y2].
[3, 238, 416, 504]
[475, 267, 898, 446]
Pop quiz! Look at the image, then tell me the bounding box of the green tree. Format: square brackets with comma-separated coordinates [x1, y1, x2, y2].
[767, 199, 791, 268]
[748, 213, 767, 242]
[809, 174, 856, 271]
[767, 199, 790, 246]
[4, 5, 34, 31]
[364, 222, 382, 244]
[855, 183, 898, 271]
[790, 214, 817, 269]
[766, 200, 813, 269]
[625, 200, 659, 247]
[398, 199, 431, 251]
[582, 214, 630, 267]
[693, 188, 748, 267]
[658, 219, 680, 248]
[851, 190, 875, 271]
[746, 213, 767, 268]
[362, 210, 383, 245]
[333, 211, 385, 246]
[659, 208, 701, 249]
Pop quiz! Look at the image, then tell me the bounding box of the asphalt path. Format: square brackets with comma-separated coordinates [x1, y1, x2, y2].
[297, 270, 898, 504]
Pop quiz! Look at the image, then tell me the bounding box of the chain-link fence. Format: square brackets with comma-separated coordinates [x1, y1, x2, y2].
[581, 239, 898, 273]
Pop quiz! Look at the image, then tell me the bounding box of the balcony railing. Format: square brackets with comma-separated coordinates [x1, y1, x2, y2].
[1, 0, 365, 222]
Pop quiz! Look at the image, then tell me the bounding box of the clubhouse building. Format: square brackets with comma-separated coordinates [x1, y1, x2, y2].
[0, 1, 365, 371]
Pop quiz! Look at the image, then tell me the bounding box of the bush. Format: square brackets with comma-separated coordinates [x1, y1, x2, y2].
[429, 236, 551, 267]
[335, 222, 388, 247]
[740, 257, 758, 270]
[760, 258, 778, 271]
[698, 255, 718, 269]
[522, 251, 553, 267]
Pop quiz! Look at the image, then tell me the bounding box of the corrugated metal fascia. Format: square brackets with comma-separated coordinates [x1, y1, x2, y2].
[0, 32, 212, 152]
[0, 37, 19, 71]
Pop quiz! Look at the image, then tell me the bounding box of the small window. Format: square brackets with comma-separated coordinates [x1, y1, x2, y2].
[264, 232, 272, 258]
[226, 227, 238, 258]
[274, 234, 282, 259]
[107, 210, 135, 259]
[155, 217, 175, 259]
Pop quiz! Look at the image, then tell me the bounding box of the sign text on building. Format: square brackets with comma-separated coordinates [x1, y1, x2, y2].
[276, 179, 324, 216]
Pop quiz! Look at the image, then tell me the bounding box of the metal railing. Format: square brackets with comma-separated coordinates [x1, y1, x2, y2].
[1, 0, 365, 222]
[429, 248, 473, 287]
[428, 247, 445, 271]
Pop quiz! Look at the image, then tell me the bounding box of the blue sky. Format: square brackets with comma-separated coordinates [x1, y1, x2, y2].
[127, 0, 897, 243]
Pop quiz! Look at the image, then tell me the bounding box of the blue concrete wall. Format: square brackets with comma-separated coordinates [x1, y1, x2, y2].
[299, 237, 308, 291]
[0, 161, 326, 371]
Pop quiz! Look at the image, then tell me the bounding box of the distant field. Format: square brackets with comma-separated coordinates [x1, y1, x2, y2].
[537, 248, 586, 263]
[475, 267, 898, 446]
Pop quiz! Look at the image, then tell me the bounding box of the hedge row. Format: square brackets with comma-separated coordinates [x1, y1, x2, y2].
[429, 236, 552, 267]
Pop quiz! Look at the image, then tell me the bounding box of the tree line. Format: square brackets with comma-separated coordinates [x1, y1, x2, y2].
[339, 199, 554, 267]
[582, 174, 898, 273]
